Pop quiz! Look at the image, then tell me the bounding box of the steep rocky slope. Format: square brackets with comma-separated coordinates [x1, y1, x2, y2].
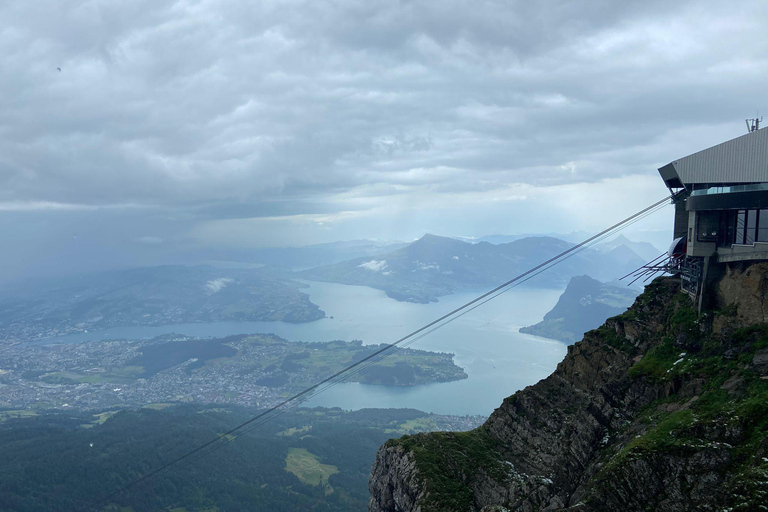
[369, 262, 768, 511]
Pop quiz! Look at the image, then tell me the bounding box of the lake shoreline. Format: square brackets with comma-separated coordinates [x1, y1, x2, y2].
[15, 281, 568, 416]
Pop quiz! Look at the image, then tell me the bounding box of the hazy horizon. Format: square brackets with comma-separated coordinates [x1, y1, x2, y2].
[0, 228, 670, 283]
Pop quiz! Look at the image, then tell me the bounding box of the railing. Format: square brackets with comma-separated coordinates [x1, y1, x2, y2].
[680, 257, 703, 296]
[690, 183, 768, 196]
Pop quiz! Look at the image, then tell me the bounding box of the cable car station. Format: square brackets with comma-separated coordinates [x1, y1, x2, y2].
[658, 122, 768, 310]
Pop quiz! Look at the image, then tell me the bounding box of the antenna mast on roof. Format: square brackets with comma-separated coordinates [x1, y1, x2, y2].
[746, 116, 762, 132]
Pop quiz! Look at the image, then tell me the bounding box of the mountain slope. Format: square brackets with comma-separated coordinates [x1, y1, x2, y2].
[369, 262, 768, 512]
[248, 240, 409, 270]
[520, 275, 639, 343]
[0, 265, 324, 341]
[303, 234, 646, 303]
[594, 235, 662, 262]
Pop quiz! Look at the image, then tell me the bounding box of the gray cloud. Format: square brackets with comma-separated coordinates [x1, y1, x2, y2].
[0, 0, 766, 277]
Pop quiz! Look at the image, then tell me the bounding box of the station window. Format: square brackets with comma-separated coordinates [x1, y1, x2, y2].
[720, 208, 768, 246]
[747, 210, 758, 244]
[696, 211, 719, 242]
[720, 210, 737, 247]
[736, 210, 747, 244]
[759, 210, 768, 242]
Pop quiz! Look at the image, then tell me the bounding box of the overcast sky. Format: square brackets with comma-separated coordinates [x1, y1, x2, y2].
[1, 0, 767, 278]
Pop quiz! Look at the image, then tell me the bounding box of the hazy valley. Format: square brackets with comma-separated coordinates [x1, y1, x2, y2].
[0, 233, 652, 512]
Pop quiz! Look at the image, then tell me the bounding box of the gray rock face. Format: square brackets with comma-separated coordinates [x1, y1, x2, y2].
[369, 268, 768, 512]
[715, 261, 768, 329]
[369, 445, 426, 512]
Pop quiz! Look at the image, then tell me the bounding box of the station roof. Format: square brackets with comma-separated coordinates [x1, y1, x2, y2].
[658, 127, 768, 190]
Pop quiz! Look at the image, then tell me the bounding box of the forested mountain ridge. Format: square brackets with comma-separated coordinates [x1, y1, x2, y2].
[369, 262, 768, 511]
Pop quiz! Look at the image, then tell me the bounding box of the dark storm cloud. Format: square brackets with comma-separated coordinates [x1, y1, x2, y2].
[0, 0, 766, 267]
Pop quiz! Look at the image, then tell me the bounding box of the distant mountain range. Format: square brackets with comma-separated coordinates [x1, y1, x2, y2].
[592, 234, 663, 262]
[456, 233, 662, 260]
[520, 275, 639, 343]
[301, 234, 648, 303]
[247, 240, 408, 270]
[0, 233, 655, 340]
[453, 232, 592, 245]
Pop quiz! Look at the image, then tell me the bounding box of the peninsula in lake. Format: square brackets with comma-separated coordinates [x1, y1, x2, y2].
[520, 274, 639, 344]
[0, 333, 467, 411]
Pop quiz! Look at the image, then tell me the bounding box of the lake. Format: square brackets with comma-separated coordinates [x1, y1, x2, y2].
[43, 281, 568, 416]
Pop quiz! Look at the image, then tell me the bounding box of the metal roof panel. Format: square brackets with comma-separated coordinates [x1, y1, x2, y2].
[659, 127, 768, 186]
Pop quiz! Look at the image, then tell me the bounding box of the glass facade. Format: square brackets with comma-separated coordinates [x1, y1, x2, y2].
[747, 210, 757, 244]
[710, 208, 768, 247]
[760, 210, 768, 242]
[690, 183, 768, 196]
[735, 210, 746, 245]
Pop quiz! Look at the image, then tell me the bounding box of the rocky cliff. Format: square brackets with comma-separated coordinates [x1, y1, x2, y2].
[369, 262, 768, 511]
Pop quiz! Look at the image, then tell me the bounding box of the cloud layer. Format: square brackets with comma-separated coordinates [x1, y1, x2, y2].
[1, 0, 767, 277]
